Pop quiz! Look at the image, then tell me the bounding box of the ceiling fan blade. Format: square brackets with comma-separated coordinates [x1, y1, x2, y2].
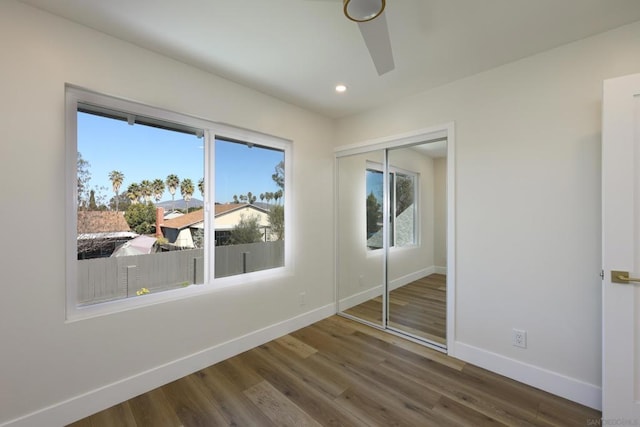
[357, 11, 394, 75]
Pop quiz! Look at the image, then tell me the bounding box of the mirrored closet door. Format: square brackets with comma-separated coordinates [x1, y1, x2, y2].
[337, 149, 385, 327]
[336, 136, 449, 350]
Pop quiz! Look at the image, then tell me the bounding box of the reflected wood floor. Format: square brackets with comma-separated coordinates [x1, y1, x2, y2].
[343, 274, 447, 345]
[389, 274, 446, 344]
[69, 315, 600, 427]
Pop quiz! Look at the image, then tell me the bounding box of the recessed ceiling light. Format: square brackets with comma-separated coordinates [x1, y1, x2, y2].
[335, 84, 347, 93]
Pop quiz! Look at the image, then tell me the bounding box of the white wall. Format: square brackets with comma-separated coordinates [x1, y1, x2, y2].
[0, 1, 335, 425]
[336, 19, 640, 408]
[433, 158, 447, 269]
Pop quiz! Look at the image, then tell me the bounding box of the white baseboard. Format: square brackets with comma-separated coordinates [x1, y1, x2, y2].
[388, 267, 434, 291]
[434, 266, 447, 275]
[452, 342, 602, 411]
[337, 285, 383, 311]
[1, 303, 336, 427]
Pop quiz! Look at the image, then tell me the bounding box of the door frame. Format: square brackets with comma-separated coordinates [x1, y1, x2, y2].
[334, 122, 456, 353]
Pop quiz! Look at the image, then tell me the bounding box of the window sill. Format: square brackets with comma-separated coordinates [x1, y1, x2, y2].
[66, 266, 292, 322]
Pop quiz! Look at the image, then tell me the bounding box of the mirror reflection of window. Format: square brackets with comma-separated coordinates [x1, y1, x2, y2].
[365, 169, 383, 249]
[365, 167, 417, 250]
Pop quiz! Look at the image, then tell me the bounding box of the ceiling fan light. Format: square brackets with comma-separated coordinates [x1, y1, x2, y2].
[343, 0, 385, 23]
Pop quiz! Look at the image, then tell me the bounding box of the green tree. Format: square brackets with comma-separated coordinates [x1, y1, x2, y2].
[366, 192, 382, 236]
[109, 193, 131, 212]
[396, 174, 414, 215]
[140, 180, 153, 203]
[274, 189, 283, 204]
[165, 174, 180, 211]
[247, 191, 256, 204]
[272, 160, 284, 190]
[152, 179, 165, 203]
[198, 178, 205, 199]
[268, 204, 284, 241]
[126, 183, 141, 205]
[77, 152, 91, 209]
[88, 189, 98, 210]
[108, 170, 125, 211]
[232, 194, 239, 204]
[260, 193, 265, 203]
[180, 178, 194, 213]
[124, 202, 156, 235]
[229, 214, 262, 244]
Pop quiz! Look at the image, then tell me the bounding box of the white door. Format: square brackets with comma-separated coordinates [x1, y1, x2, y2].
[602, 73, 640, 420]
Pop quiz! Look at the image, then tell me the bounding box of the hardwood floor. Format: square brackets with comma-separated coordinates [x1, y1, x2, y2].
[68, 315, 600, 426]
[389, 274, 446, 344]
[343, 273, 447, 345]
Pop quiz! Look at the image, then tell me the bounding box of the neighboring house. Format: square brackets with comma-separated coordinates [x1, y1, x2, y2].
[77, 211, 137, 259]
[159, 203, 272, 248]
[159, 209, 205, 249]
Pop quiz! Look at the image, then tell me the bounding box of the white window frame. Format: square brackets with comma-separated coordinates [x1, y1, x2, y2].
[365, 161, 419, 251]
[65, 85, 292, 321]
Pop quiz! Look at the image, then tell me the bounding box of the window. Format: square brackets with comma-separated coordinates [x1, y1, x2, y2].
[366, 164, 417, 250]
[213, 138, 285, 278]
[66, 86, 290, 318]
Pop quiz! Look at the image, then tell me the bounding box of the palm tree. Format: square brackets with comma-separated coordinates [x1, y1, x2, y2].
[140, 180, 153, 203]
[265, 192, 273, 205]
[126, 183, 140, 205]
[233, 194, 239, 204]
[274, 190, 283, 204]
[165, 174, 179, 211]
[108, 170, 124, 211]
[260, 193, 265, 203]
[152, 179, 165, 203]
[198, 178, 205, 199]
[247, 192, 256, 204]
[180, 178, 194, 213]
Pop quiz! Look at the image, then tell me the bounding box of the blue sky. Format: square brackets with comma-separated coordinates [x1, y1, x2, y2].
[78, 112, 283, 205]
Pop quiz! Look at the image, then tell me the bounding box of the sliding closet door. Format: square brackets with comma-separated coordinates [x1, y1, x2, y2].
[337, 150, 385, 327]
[386, 142, 447, 347]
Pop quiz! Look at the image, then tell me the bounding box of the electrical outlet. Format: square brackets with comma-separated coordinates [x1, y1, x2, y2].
[512, 329, 527, 348]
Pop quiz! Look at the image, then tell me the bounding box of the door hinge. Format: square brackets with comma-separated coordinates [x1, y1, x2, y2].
[600, 269, 605, 280]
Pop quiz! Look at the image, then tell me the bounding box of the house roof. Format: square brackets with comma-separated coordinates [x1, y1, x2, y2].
[161, 209, 205, 230]
[77, 211, 132, 234]
[160, 204, 270, 230]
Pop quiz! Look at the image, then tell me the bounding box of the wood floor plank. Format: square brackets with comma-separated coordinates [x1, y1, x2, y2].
[192, 364, 277, 426]
[378, 359, 542, 426]
[343, 273, 447, 343]
[275, 334, 318, 358]
[127, 388, 182, 427]
[244, 380, 322, 427]
[70, 315, 600, 427]
[214, 355, 264, 390]
[326, 315, 465, 370]
[432, 396, 507, 426]
[89, 402, 137, 427]
[239, 344, 369, 426]
[536, 398, 602, 426]
[161, 376, 228, 426]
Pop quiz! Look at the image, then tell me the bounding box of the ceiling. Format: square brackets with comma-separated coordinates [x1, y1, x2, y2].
[18, 0, 640, 118]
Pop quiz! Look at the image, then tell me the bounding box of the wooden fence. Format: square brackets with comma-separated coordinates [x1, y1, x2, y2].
[77, 241, 284, 306]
